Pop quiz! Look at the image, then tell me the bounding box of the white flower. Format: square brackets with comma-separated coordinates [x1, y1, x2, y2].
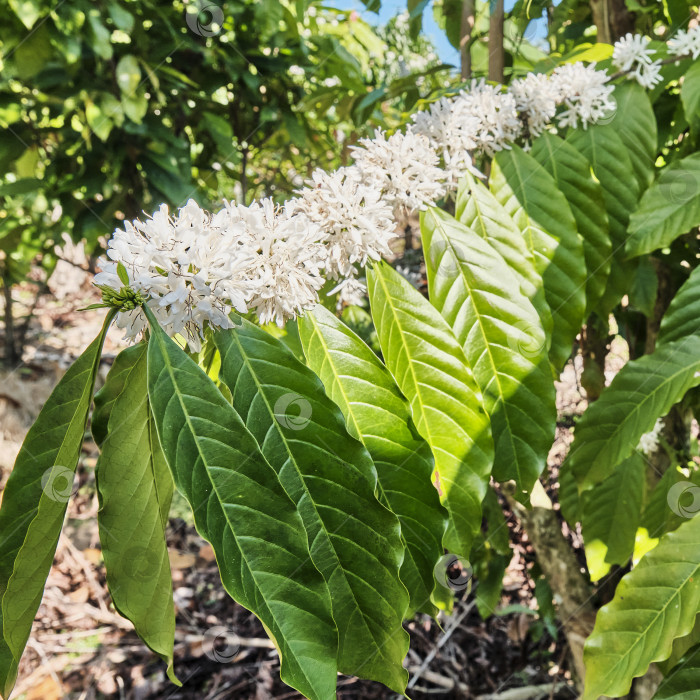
[637, 418, 664, 456]
[632, 60, 663, 89]
[613, 33, 655, 71]
[96, 200, 246, 351]
[551, 62, 616, 129]
[214, 198, 326, 328]
[410, 97, 482, 188]
[456, 80, 522, 155]
[292, 167, 397, 279]
[668, 26, 700, 60]
[350, 129, 447, 213]
[508, 72, 559, 139]
[330, 276, 367, 308]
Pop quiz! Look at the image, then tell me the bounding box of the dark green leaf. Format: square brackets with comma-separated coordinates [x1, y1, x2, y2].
[0, 311, 114, 699]
[626, 153, 700, 259]
[92, 344, 177, 683]
[491, 146, 586, 371]
[530, 132, 612, 314]
[213, 320, 410, 691]
[144, 307, 338, 700]
[567, 336, 700, 491]
[298, 306, 448, 617]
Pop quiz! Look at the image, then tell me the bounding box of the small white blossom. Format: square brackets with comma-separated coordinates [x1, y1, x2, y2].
[350, 129, 447, 213]
[668, 26, 700, 60]
[551, 62, 616, 129]
[613, 33, 655, 71]
[638, 418, 664, 456]
[292, 167, 398, 279]
[95, 200, 248, 351]
[410, 97, 482, 188]
[508, 72, 560, 139]
[632, 59, 663, 89]
[456, 80, 522, 155]
[214, 198, 326, 328]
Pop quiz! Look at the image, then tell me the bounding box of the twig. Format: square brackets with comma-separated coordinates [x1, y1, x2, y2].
[407, 600, 475, 690]
[406, 665, 470, 693]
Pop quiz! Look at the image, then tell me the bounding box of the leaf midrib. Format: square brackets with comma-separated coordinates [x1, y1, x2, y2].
[150, 326, 317, 692]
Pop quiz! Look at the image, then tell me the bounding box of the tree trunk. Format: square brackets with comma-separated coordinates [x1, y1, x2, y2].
[590, 0, 636, 43]
[460, 0, 475, 81]
[488, 0, 505, 83]
[580, 314, 610, 402]
[505, 483, 596, 690]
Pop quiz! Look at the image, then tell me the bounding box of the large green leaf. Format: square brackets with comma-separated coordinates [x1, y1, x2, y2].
[566, 125, 640, 312]
[610, 82, 658, 194]
[421, 208, 555, 501]
[367, 261, 494, 556]
[455, 173, 553, 342]
[491, 146, 586, 371]
[567, 336, 700, 492]
[92, 343, 177, 683]
[681, 59, 700, 133]
[530, 131, 612, 314]
[658, 266, 700, 345]
[583, 514, 700, 700]
[144, 308, 338, 700]
[626, 153, 700, 259]
[654, 645, 700, 700]
[298, 307, 447, 617]
[581, 453, 645, 581]
[0, 310, 114, 699]
[213, 320, 410, 690]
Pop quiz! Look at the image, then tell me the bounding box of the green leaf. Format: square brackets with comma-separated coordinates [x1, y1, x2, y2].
[0, 311, 114, 699]
[681, 60, 700, 133]
[566, 125, 640, 312]
[530, 132, 612, 315]
[659, 266, 700, 345]
[116, 261, 130, 286]
[213, 320, 410, 691]
[654, 645, 700, 700]
[567, 336, 700, 492]
[629, 257, 659, 317]
[144, 307, 338, 700]
[583, 514, 700, 700]
[610, 82, 658, 194]
[367, 261, 494, 556]
[641, 466, 692, 540]
[491, 146, 586, 371]
[116, 54, 141, 96]
[581, 453, 645, 581]
[421, 208, 555, 501]
[455, 173, 552, 344]
[92, 344, 177, 683]
[626, 153, 700, 259]
[298, 306, 448, 617]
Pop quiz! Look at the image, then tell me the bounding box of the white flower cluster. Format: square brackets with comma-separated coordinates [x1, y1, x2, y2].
[637, 418, 664, 456]
[612, 33, 662, 89]
[97, 31, 692, 347]
[668, 25, 700, 60]
[96, 199, 327, 351]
